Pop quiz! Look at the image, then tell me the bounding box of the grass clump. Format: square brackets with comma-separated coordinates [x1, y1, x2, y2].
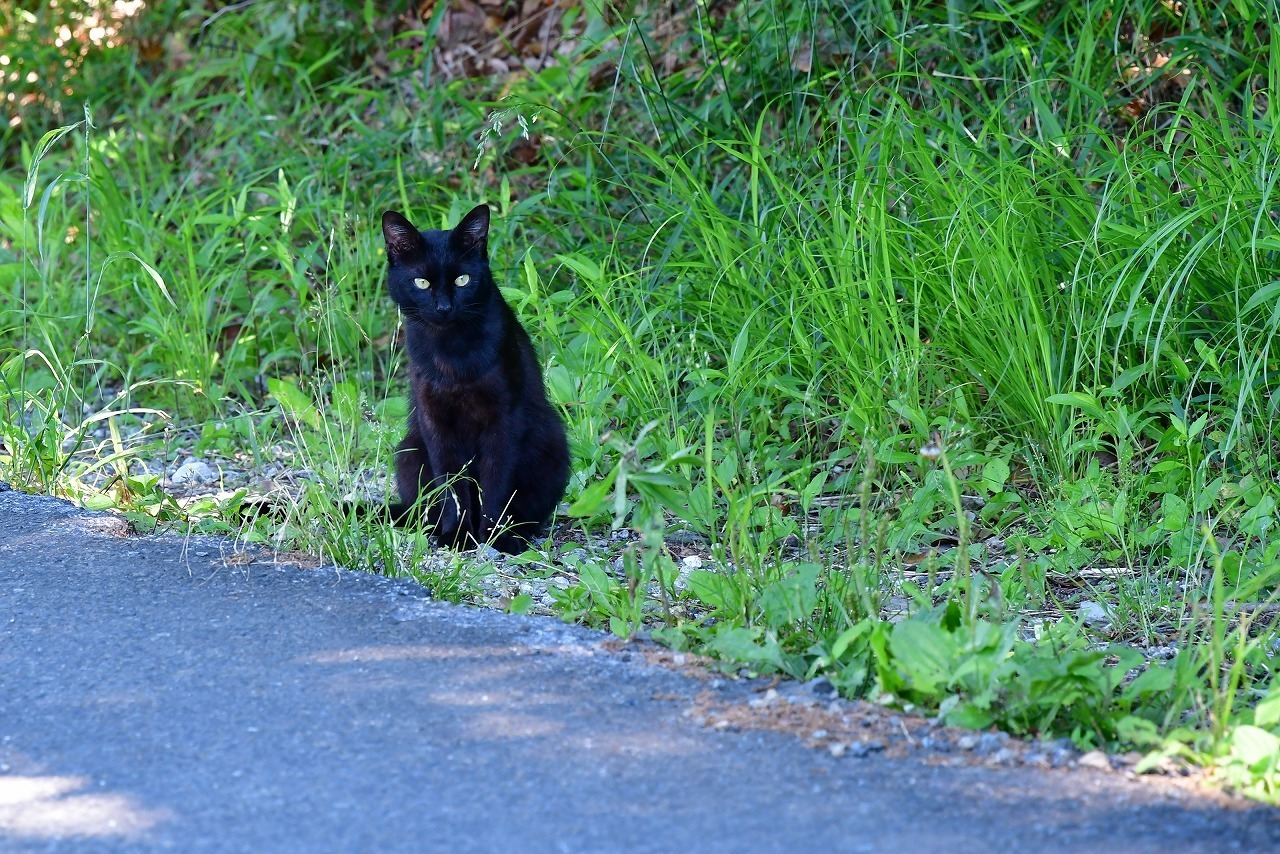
[4, 0, 1280, 800]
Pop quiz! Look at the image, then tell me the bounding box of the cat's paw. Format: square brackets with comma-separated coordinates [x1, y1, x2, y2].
[489, 531, 532, 555]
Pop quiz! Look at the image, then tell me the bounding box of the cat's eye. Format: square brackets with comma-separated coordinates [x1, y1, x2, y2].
[414, 277, 430, 290]
[454, 274, 470, 287]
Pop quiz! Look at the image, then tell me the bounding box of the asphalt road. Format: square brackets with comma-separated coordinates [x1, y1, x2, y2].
[2, 486, 1278, 852]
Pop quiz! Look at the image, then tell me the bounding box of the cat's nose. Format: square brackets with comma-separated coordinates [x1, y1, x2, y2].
[435, 299, 454, 316]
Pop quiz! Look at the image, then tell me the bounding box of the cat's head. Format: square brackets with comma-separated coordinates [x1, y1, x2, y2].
[381, 204, 493, 326]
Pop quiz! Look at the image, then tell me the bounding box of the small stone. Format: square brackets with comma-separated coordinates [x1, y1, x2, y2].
[808, 677, 836, 697]
[1050, 748, 1076, 768]
[957, 735, 978, 751]
[988, 748, 1018, 766]
[1075, 600, 1112, 630]
[847, 740, 884, 758]
[1077, 750, 1112, 771]
[1022, 750, 1049, 767]
[681, 555, 704, 569]
[810, 730, 829, 740]
[920, 736, 951, 753]
[665, 529, 706, 547]
[828, 743, 847, 758]
[473, 545, 501, 562]
[976, 732, 1007, 755]
[1117, 751, 1142, 769]
[171, 460, 215, 485]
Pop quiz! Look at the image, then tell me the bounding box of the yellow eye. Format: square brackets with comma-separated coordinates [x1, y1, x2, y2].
[454, 274, 470, 287]
[414, 277, 429, 290]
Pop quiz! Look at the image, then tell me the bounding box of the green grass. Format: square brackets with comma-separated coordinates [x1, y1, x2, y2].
[5, 0, 1280, 800]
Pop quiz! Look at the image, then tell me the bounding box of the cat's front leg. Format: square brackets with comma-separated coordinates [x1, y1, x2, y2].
[475, 428, 517, 544]
[395, 418, 435, 518]
[430, 483, 460, 540]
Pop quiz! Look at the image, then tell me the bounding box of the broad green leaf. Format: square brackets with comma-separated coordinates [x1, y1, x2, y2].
[688, 570, 742, 615]
[1116, 715, 1162, 748]
[888, 619, 956, 695]
[1158, 494, 1188, 533]
[578, 560, 616, 598]
[1255, 684, 1280, 729]
[707, 626, 782, 670]
[506, 593, 533, 615]
[758, 564, 820, 630]
[266, 378, 321, 430]
[82, 493, 117, 511]
[981, 458, 1010, 494]
[945, 701, 995, 729]
[801, 470, 828, 507]
[831, 621, 871, 661]
[1229, 725, 1280, 769]
[1123, 665, 1174, 700]
[567, 474, 613, 518]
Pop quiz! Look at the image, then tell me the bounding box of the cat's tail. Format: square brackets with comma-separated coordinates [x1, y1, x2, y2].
[235, 495, 420, 527]
[376, 501, 419, 526]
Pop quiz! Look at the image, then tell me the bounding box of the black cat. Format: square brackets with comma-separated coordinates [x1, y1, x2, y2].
[381, 203, 570, 554]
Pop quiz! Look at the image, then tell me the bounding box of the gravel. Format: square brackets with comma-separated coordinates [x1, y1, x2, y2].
[1078, 750, 1114, 771]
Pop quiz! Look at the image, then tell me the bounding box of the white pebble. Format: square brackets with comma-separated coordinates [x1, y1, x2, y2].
[1075, 600, 1112, 629]
[1077, 750, 1112, 771]
[171, 460, 215, 484]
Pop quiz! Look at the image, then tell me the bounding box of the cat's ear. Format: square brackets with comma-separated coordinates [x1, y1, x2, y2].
[452, 204, 490, 253]
[382, 211, 424, 262]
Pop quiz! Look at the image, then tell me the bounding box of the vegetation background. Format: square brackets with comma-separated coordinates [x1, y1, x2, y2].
[4, 0, 1280, 800]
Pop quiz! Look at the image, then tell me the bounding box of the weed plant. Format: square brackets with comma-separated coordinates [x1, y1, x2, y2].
[4, 0, 1280, 798]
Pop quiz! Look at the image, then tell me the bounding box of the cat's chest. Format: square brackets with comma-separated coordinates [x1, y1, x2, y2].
[411, 366, 509, 435]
